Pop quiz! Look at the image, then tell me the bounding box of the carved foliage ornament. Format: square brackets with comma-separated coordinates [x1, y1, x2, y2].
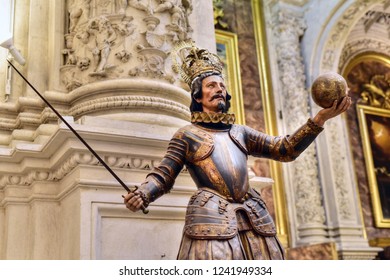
[213, 0, 229, 29]
[360, 74, 390, 109]
[0, 153, 161, 188]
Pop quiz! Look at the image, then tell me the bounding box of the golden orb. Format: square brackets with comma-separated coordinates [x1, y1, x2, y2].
[311, 72, 347, 108]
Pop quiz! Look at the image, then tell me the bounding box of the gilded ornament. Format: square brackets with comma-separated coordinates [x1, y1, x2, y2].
[213, 0, 229, 29]
[360, 75, 390, 109]
[171, 41, 224, 86]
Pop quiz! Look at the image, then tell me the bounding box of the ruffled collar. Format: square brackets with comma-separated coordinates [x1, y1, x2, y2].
[191, 111, 235, 125]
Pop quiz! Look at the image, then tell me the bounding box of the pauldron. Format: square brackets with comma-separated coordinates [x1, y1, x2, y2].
[183, 188, 276, 239]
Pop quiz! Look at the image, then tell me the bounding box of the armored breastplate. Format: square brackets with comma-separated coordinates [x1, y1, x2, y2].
[139, 115, 324, 212]
[184, 124, 249, 202]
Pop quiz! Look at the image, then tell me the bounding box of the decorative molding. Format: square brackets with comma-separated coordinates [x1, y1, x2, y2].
[213, 0, 229, 29]
[0, 152, 164, 188]
[0, 110, 57, 132]
[321, 0, 384, 71]
[0, 77, 193, 146]
[0, 99, 57, 132]
[360, 74, 390, 109]
[68, 95, 191, 120]
[339, 39, 390, 72]
[363, 10, 390, 37]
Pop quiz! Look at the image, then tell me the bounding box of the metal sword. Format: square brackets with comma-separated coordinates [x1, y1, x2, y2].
[7, 59, 149, 214]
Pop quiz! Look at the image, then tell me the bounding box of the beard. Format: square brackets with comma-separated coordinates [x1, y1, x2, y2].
[217, 101, 226, 112]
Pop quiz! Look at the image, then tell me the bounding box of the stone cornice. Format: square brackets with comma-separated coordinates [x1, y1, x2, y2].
[0, 122, 176, 198]
[0, 79, 191, 146]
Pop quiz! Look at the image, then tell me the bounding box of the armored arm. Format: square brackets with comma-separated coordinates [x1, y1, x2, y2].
[138, 130, 187, 206]
[246, 118, 324, 162]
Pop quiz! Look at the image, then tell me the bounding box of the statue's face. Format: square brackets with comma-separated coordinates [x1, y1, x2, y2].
[196, 75, 227, 113]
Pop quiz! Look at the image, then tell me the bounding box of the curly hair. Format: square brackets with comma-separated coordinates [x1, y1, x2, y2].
[189, 72, 232, 113]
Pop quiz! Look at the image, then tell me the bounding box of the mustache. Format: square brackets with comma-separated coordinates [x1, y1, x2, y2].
[209, 94, 226, 102]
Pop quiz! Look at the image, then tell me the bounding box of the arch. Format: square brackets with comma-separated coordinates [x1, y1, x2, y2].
[308, 0, 384, 82]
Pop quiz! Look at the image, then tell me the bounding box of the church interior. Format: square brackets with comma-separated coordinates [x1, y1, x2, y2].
[0, 0, 389, 260]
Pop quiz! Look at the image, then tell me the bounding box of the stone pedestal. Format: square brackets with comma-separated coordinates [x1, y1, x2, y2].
[0, 116, 196, 259]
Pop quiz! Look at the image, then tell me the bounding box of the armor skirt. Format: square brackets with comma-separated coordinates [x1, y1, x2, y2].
[177, 230, 284, 260]
[177, 188, 285, 260]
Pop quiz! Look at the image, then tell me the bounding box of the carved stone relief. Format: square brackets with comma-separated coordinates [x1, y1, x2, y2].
[321, 0, 384, 71]
[62, 0, 193, 92]
[362, 9, 390, 38]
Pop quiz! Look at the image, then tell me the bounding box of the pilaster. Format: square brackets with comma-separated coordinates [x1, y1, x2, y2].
[268, 2, 327, 246]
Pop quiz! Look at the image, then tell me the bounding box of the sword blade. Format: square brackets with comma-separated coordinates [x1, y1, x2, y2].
[7, 60, 149, 214]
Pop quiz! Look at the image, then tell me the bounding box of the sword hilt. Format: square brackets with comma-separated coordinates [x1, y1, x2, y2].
[122, 186, 149, 214]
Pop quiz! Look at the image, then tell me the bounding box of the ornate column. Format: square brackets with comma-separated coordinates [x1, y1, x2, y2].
[269, 3, 328, 245]
[59, 0, 199, 127]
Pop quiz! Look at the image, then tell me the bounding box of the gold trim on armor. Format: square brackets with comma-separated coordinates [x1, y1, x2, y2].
[306, 118, 325, 134]
[195, 159, 231, 198]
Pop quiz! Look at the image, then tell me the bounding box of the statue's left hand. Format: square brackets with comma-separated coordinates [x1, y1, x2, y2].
[312, 95, 352, 127]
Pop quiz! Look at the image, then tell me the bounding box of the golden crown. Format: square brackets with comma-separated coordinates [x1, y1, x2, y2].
[171, 41, 224, 87]
[181, 47, 224, 85]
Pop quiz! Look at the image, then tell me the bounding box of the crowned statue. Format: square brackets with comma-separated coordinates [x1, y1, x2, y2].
[123, 46, 351, 260]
